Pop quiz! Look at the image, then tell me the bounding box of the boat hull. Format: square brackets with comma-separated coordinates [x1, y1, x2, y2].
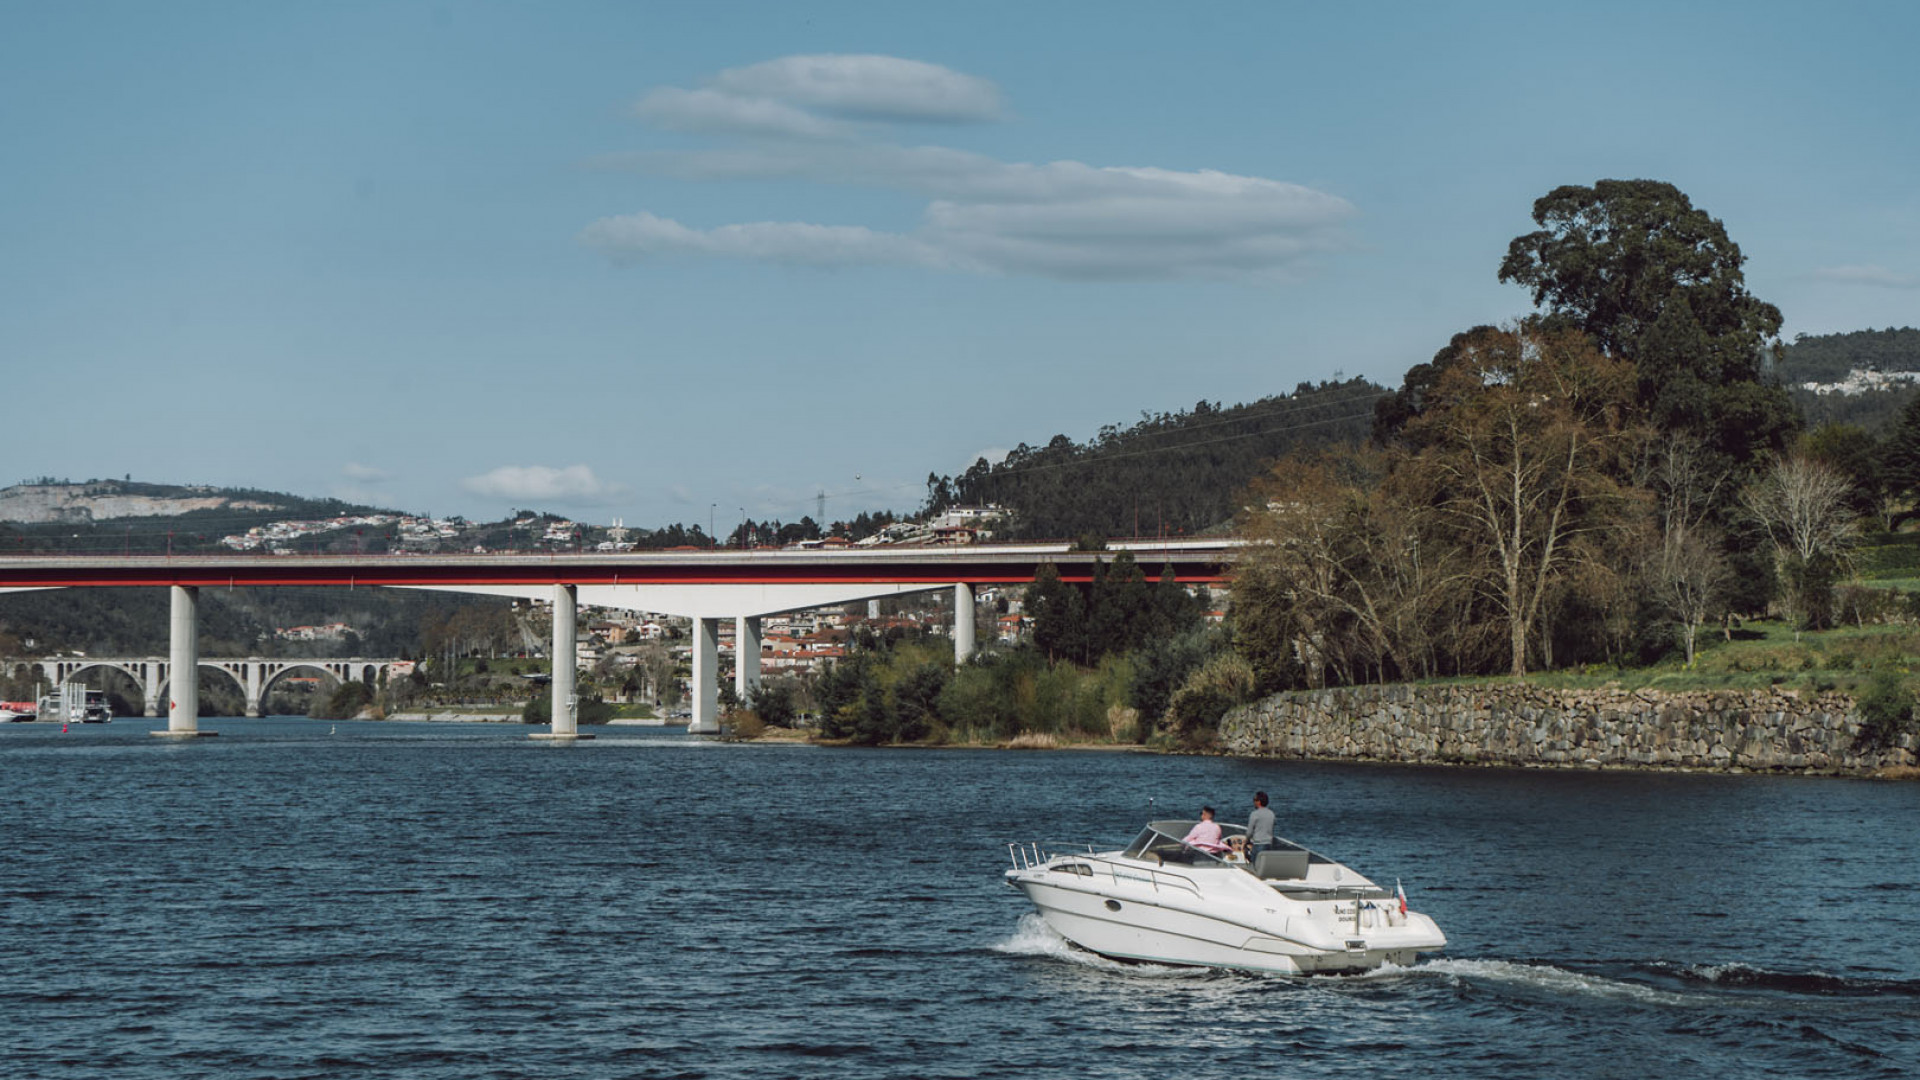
[1010, 870, 1442, 976]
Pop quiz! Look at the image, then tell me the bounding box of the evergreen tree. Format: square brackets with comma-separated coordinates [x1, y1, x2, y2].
[1028, 564, 1087, 663]
[1499, 180, 1796, 470]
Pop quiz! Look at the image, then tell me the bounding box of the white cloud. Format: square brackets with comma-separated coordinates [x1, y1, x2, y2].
[582, 212, 953, 270]
[710, 54, 1002, 123]
[634, 87, 851, 139]
[341, 462, 389, 482]
[1813, 264, 1919, 289]
[589, 57, 1354, 282]
[461, 464, 623, 504]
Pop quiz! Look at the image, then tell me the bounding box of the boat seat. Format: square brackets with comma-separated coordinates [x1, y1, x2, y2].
[1252, 850, 1310, 880]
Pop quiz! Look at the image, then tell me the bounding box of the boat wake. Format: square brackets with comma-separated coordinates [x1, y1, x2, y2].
[991, 915, 1216, 978]
[1353, 956, 1920, 1010]
[997, 923, 1917, 1007]
[1656, 961, 1920, 998]
[1357, 958, 1694, 1006]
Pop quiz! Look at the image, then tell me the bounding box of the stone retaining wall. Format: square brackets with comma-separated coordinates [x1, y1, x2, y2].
[1218, 683, 1917, 774]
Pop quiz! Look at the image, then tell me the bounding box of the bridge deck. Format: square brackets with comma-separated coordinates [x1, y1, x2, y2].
[0, 541, 1237, 590]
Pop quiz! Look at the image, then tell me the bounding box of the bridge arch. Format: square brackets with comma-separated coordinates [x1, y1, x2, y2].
[157, 663, 249, 712]
[45, 659, 147, 692]
[39, 660, 151, 716]
[258, 663, 343, 707]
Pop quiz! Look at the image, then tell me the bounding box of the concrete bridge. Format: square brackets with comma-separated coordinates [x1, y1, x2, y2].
[20, 656, 403, 718]
[0, 541, 1236, 739]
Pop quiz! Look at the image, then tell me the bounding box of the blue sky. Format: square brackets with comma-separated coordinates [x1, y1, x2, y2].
[4, 1, 1915, 529]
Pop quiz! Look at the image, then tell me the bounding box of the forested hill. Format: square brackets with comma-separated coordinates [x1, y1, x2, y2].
[1779, 328, 1920, 433]
[1777, 327, 1920, 383]
[925, 378, 1384, 540]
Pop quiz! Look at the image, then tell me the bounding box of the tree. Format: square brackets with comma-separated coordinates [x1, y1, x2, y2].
[1646, 522, 1730, 666]
[1498, 180, 1794, 469]
[1027, 564, 1087, 663]
[1403, 323, 1640, 677]
[1881, 394, 1920, 516]
[635, 643, 678, 706]
[1800, 424, 1888, 531]
[1238, 450, 1398, 686]
[1087, 551, 1152, 658]
[1741, 454, 1859, 634]
[1235, 446, 1469, 686]
[749, 680, 799, 728]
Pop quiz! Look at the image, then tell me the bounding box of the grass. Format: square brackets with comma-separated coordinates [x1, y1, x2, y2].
[1857, 576, 1920, 591]
[1411, 617, 1920, 695]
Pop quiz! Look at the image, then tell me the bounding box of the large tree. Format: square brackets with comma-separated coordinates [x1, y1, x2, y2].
[1403, 323, 1641, 677]
[1498, 180, 1795, 467]
[1237, 448, 1464, 685]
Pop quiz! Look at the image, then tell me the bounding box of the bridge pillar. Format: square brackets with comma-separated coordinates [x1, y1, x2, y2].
[734, 616, 762, 702]
[690, 616, 719, 734]
[155, 586, 214, 737]
[141, 661, 160, 717]
[244, 661, 265, 718]
[532, 583, 590, 740]
[954, 583, 976, 664]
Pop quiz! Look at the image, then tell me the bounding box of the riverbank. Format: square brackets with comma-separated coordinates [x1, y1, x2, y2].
[1220, 682, 1917, 777]
[386, 709, 526, 723]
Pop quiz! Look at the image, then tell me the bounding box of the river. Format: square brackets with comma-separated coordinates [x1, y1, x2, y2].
[3, 719, 1916, 1078]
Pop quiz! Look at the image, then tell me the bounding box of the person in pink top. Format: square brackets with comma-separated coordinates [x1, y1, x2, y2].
[1180, 806, 1229, 853]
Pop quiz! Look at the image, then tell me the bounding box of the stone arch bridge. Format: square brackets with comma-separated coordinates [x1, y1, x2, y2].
[17, 657, 405, 718]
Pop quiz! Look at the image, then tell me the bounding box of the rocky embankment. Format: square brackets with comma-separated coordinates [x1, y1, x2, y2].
[1219, 683, 1917, 775]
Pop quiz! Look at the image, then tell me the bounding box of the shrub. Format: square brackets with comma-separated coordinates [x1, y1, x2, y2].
[1856, 672, 1917, 750]
[310, 680, 373, 720]
[749, 681, 799, 728]
[727, 709, 766, 739]
[1166, 653, 1258, 735]
[521, 694, 549, 725]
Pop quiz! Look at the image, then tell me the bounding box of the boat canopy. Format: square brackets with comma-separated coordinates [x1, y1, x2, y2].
[1121, 820, 1332, 870]
[1122, 820, 1249, 863]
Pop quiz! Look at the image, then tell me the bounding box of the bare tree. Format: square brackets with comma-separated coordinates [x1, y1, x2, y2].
[1239, 449, 1464, 686]
[1404, 323, 1639, 677]
[635, 642, 678, 706]
[1741, 454, 1859, 635]
[1742, 454, 1858, 566]
[1647, 522, 1731, 665]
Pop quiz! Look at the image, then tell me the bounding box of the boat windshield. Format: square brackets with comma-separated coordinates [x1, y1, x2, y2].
[1121, 820, 1248, 865]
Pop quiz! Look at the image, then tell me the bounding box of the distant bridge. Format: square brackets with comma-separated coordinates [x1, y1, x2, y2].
[0, 541, 1238, 738]
[16, 656, 406, 718]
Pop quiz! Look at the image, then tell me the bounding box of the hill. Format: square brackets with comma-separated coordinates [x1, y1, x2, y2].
[0, 478, 390, 526]
[925, 378, 1384, 540]
[1778, 328, 1920, 433]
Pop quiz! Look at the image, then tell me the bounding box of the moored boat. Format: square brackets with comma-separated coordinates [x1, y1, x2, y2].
[1005, 819, 1446, 975]
[35, 686, 114, 724]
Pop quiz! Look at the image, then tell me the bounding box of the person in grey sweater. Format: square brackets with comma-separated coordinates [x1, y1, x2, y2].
[1246, 791, 1275, 858]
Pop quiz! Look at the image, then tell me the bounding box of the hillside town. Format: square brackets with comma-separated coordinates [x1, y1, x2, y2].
[214, 505, 1014, 555]
[1796, 367, 1920, 396]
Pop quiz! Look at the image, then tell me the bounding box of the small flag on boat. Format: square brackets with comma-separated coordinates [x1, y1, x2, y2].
[1396, 879, 1407, 916]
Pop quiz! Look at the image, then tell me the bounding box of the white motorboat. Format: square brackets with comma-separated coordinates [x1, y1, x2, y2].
[1, 700, 37, 722]
[1005, 819, 1446, 975]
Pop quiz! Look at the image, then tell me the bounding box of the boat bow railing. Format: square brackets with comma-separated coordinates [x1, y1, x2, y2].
[1008, 845, 1205, 900]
